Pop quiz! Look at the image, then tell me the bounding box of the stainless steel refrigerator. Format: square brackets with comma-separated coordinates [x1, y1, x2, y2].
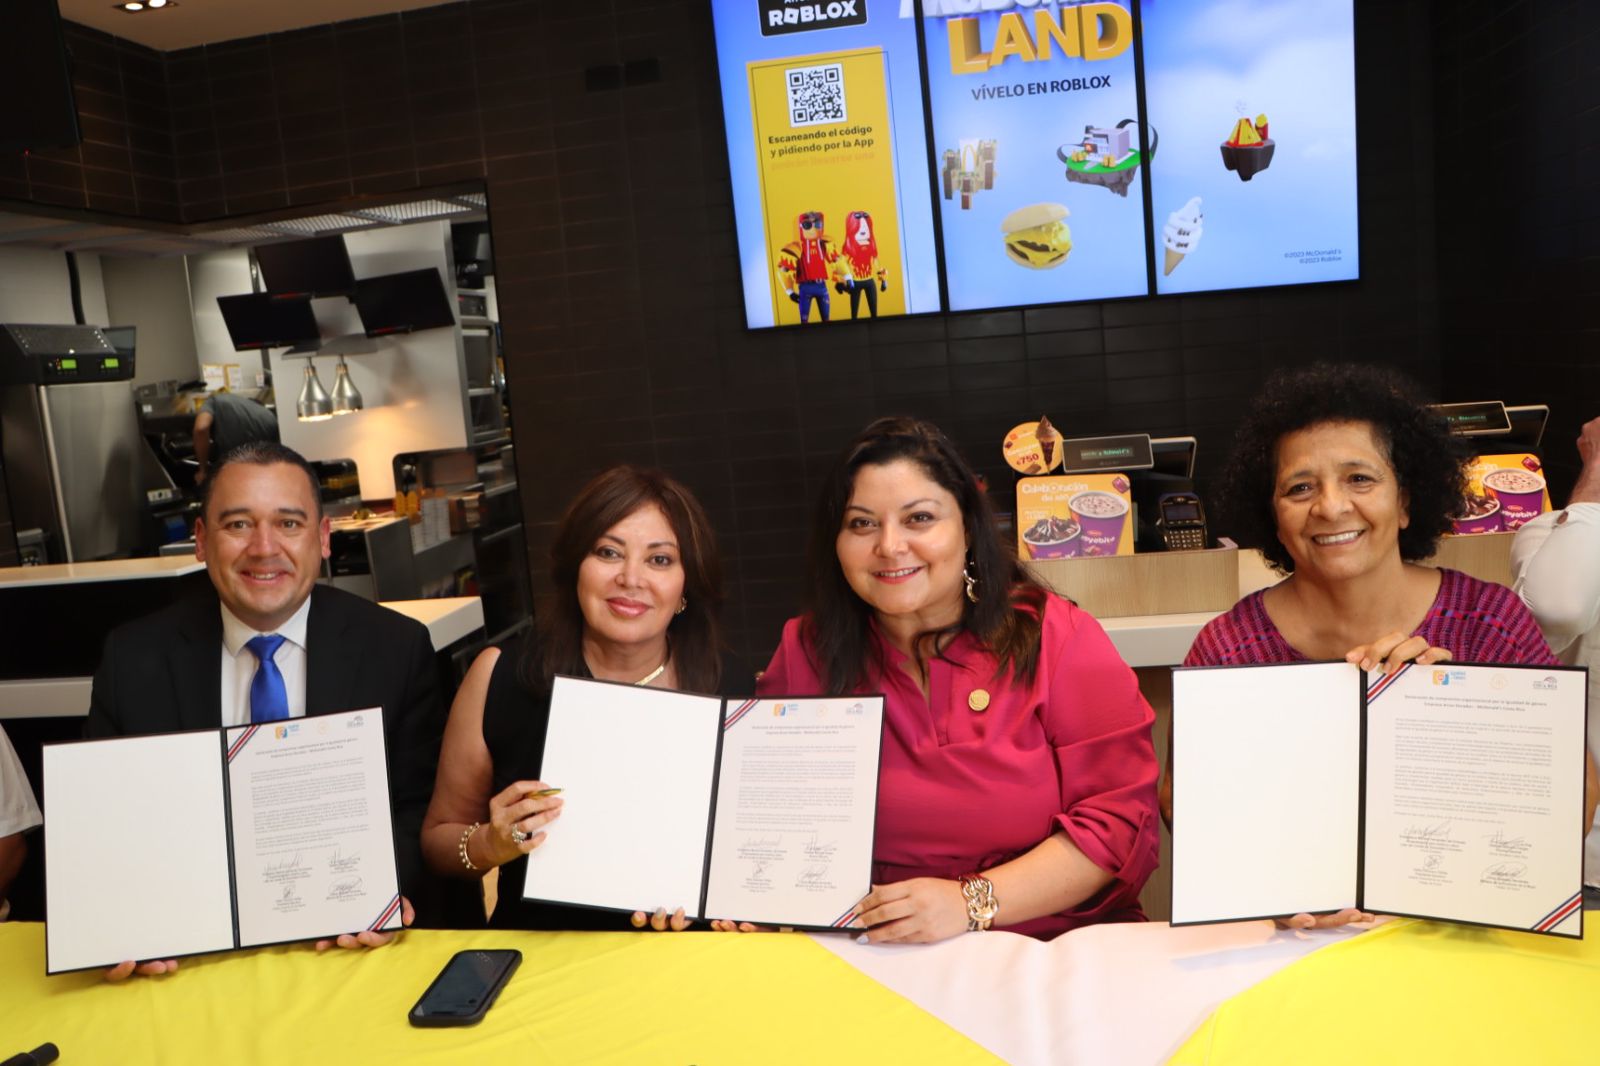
[0, 324, 143, 562]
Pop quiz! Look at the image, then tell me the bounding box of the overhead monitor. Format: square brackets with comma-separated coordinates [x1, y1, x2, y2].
[253, 236, 357, 299]
[216, 294, 321, 352]
[353, 269, 457, 337]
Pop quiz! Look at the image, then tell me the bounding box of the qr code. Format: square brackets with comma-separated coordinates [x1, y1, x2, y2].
[787, 63, 846, 128]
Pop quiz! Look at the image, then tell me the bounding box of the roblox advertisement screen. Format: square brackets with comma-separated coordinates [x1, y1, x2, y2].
[711, 1, 1358, 328]
[713, 0, 944, 328]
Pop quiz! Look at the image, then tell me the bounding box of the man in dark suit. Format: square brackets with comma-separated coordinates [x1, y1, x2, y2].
[86, 442, 447, 976]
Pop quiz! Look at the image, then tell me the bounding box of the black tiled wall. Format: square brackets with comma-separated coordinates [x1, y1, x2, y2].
[1433, 1, 1600, 503]
[0, 24, 178, 220]
[3, 0, 1447, 677]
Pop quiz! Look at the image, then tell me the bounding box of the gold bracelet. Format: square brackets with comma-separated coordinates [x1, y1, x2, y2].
[458, 822, 482, 872]
[959, 873, 999, 932]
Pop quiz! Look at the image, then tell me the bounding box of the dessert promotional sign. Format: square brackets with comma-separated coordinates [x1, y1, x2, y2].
[1003, 417, 1064, 476]
[711, 1, 942, 328]
[1017, 473, 1134, 558]
[920, 1, 1150, 310]
[1453, 454, 1552, 535]
[1142, 0, 1359, 294]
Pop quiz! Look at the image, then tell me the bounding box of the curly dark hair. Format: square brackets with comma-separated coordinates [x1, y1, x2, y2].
[1219, 362, 1469, 574]
[801, 416, 1048, 695]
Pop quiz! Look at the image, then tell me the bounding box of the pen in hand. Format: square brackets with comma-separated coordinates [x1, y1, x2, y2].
[527, 788, 562, 799]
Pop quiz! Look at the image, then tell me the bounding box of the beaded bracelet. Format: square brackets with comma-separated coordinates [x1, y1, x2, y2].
[458, 821, 482, 872]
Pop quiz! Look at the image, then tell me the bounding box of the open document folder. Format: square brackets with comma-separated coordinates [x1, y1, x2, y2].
[1171, 661, 1587, 938]
[524, 677, 886, 930]
[43, 708, 402, 974]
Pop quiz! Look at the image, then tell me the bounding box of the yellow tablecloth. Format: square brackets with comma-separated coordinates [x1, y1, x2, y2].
[0, 924, 1001, 1065]
[1170, 918, 1600, 1066]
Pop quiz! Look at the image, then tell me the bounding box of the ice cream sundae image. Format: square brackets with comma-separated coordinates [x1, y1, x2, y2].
[1220, 112, 1274, 181]
[1036, 415, 1061, 470]
[1162, 197, 1203, 276]
[1021, 515, 1081, 559]
[1451, 492, 1502, 535]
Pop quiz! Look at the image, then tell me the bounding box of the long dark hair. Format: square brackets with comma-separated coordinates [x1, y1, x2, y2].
[1219, 362, 1470, 574]
[802, 416, 1047, 695]
[523, 466, 724, 694]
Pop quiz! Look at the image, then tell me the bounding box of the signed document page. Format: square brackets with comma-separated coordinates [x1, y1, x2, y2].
[1363, 663, 1586, 936]
[1171, 662, 1362, 925]
[703, 696, 885, 928]
[227, 708, 402, 948]
[525, 677, 723, 915]
[43, 732, 236, 973]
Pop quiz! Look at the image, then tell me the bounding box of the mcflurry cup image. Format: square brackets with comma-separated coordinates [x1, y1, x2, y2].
[1481, 468, 1545, 530]
[1068, 491, 1129, 556]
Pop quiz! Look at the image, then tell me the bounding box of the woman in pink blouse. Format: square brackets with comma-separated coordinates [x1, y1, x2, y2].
[1160, 363, 1597, 926]
[754, 417, 1159, 943]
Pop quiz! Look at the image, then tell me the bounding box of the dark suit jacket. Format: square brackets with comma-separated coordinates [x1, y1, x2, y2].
[86, 584, 446, 920]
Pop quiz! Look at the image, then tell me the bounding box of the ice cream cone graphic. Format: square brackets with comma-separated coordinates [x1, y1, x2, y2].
[1036, 415, 1060, 469]
[1161, 196, 1203, 276]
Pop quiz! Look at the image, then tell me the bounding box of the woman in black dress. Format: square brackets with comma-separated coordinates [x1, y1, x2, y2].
[421, 465, 724, 929]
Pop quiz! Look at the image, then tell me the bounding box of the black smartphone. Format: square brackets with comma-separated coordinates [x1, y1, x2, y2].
[408, 949, 521, 1027]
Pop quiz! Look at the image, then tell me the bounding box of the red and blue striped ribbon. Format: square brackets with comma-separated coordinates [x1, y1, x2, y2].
[367, 894, 402, 932]
[722, 699, 759, 731]
[1533, 892, 1582, 932]
[1364, 662, 1412, 703]
[225, 724, 261, 763]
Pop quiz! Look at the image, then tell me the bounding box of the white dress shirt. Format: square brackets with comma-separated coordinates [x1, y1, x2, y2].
[219, 596, 313, 728]
[0, 724, 43, 921]
[1510, 502, 1600, 887]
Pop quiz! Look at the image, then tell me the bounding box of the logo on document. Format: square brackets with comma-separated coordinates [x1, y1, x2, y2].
[347, 714, 366, 729]
[1534, 675, 1559, 691]
[274, 723, 301, 739]
[1431, 669, 1467, 686]
[773, 702, 800, 716]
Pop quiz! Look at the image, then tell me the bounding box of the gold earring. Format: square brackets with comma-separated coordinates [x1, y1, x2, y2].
[676, 597, 687, 615]
[963, 561, 978, 604]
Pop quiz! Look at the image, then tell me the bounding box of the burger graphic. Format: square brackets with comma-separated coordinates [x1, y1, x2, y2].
[1001, 203, 1072, 269]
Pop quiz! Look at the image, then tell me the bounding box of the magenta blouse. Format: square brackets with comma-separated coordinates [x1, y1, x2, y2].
[757, 594, 1161, 939]
[1186, 568, 1559, 668]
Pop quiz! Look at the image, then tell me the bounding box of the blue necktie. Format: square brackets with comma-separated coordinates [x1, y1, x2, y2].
[246, 634, 289, 724]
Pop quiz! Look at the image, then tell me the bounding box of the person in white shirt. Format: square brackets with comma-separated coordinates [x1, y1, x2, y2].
[0, 724, 43, 921]
[1510, 415, 1600, 903]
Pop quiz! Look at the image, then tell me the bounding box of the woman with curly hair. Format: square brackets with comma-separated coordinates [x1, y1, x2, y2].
[1159, 362, 1596, 923]
[749, 417, 1160, 943]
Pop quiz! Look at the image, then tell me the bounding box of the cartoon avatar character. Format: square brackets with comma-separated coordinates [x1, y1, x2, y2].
[776, 211, 838, 324]
[836, 210, 889, 319]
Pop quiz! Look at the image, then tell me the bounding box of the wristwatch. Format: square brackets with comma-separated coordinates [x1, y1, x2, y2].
[959, 873, 999, 932]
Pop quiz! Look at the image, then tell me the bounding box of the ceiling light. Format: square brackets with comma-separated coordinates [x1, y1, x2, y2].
[296, 361, 333, 422]
[330, 355, 363, 415]
[114, 0, 178, 11]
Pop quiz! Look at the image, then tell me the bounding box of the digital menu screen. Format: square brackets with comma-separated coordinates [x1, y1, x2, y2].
[711, 0, 943, 327]
[1141, 0, 1359, 294]
[923, 0, 1149, 310]
[709, 0, 1357, 328]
